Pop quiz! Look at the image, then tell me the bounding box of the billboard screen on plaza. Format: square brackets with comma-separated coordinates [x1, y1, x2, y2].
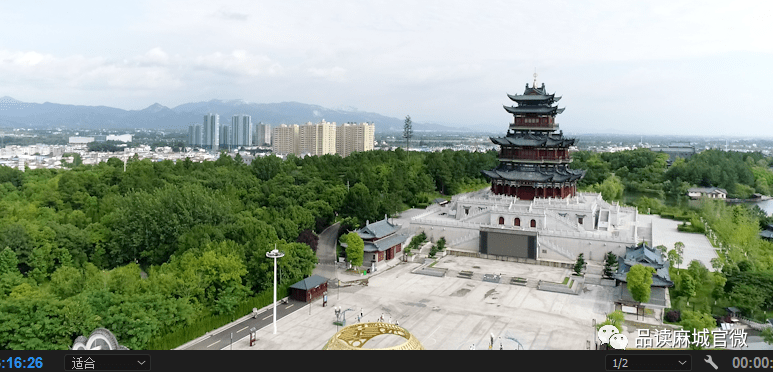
[480, 230, 536, 259]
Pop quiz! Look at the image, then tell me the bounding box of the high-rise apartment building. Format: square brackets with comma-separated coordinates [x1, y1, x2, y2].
[336, 122, 375, 157]
[272, 124, 299, 155]
[256, 122, 271, 146]
[220, 125, 232, 149]
[203, 114, 220, 152]
[299, 120, 336, 156]
[232, 114, 252, 148]
[188, 124, 202, 147]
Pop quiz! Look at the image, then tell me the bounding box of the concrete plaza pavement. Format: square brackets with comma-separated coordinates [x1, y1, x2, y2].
[638, 214, 719, 271]
[225, 255, 617, 350]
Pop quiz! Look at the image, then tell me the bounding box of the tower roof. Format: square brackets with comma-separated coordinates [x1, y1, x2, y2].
[507, 93, 562, 104]
[482, 166, 585, 183]
[490, 132, 576, 147]
[504, 82, 564, 115]
[504, 105, 565, 115]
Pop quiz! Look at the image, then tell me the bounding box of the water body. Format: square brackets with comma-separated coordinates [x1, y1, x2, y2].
[750, 199, 773, 216]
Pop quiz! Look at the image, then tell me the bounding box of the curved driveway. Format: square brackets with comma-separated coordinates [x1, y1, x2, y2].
[313, 222, 341, 281]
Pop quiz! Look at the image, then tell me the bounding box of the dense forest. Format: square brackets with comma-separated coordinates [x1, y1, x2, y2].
[574, 148, 773, 341]
[3, 145, 773, 350]
[0, 149, 496, 350]
[572, 148, 773, 201]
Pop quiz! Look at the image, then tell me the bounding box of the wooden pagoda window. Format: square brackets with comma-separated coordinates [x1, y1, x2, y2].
[530, 219, 536, 228]
[499, 217, 505, 225]
[514, 218, 520, 226]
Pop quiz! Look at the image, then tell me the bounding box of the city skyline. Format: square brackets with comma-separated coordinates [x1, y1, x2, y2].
[0, 1, 771, 136]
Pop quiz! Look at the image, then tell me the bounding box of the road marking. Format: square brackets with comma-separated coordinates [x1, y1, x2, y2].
[263, 315, 272, 320]
[286, 304, 294, 309]
[237, 326, 247, 333]
[207, 340, 220, 348]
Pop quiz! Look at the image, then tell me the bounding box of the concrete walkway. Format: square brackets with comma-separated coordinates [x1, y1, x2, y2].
[637, 214, 719, 271]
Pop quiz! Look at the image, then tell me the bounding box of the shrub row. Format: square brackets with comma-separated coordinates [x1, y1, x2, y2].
[147, 284, 292, 350]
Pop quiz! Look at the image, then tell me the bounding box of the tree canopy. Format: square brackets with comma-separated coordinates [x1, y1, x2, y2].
[627, 264, 656, 304]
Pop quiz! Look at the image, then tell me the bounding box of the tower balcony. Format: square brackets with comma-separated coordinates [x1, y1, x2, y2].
[508, 123, 559, 131]
[499, 149, 571, 161]
[498, 157, 573, 164]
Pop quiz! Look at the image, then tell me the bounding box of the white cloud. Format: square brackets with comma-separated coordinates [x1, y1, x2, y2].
[194, 50, 283, 77]
[136, 47, 171, 66]
[307, 66, 346, 81]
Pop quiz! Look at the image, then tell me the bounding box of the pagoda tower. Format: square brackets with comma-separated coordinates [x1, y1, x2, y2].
[482, 77, 585, 200]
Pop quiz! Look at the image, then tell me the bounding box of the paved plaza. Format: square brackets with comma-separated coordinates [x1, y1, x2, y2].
[227, 256, 617, 350]
[638, 214, 719, 271]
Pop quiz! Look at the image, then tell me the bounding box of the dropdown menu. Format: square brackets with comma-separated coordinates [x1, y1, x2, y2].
[65, 354, 151, 371]
[606, 355, 692, 371]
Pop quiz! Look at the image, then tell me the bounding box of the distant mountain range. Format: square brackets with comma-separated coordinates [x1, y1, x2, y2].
[0, 96, 468, 132]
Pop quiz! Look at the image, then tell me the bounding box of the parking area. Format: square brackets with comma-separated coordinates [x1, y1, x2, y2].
[230, 256, 617, 350]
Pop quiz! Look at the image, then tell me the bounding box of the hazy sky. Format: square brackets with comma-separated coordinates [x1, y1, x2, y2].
[1, 1, 771, 135]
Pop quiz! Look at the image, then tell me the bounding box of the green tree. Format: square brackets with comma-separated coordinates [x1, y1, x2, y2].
[0, 247, 19, 275]
[50, 266, 84, 299]
[729, 284, 765, 317]
[603, 251, 618, 278]
[762, 327, 773, 346]
[343, 232, 364, 267]
[627, 264, 656, 304]
[342, 183, 378, 223]
[574, 253, 585, 276]
[680, 310, 717, 349]
[592, 174, 624, 201]
[680, 274, 697, 305]
[673, 242, 685, 270]
[403, 115, 412, 150]
[687, 260, 710, 285]
[437, 237, 446, 251]
[595, 310, 625, 335]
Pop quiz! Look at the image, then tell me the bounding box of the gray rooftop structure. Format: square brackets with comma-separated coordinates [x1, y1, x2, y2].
[363, 232, 410, 253]
[356, 217, 400, 240]
[491, 132, 576, 148]
[289, 274, 328, 290]
[504, 105, 565, 115]
[507, 93, 562, 104]
[482, 166, 585, 183]
[613, 243, 673, 287]
[688, 187, 727, 195]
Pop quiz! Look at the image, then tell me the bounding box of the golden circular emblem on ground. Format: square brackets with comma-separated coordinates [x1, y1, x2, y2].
[323, 322, 424, 350]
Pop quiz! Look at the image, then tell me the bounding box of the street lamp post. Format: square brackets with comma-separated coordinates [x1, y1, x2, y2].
[266, 247, 285, 335]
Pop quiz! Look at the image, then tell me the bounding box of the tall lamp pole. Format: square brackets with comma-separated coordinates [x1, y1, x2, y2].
[266, 246, 285, 335]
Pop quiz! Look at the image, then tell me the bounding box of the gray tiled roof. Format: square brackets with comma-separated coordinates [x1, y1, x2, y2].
[482, 166, 585, 183]
[688, 187, 727, 194]
[356, 218, 400, 240]
[490, 132, 576, 148]
[363, 232, 410, 252]
[290, 274, 328, 290]
[613, 243, 673, 287]
[507, 93, 562, 104]
[504, 105, 565, 115]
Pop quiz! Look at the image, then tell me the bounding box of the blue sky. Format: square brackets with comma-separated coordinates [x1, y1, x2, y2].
[1, 1, 771, 135]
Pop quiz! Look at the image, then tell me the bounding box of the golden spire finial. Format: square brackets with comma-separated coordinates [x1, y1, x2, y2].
[533, 70, 537, 88]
